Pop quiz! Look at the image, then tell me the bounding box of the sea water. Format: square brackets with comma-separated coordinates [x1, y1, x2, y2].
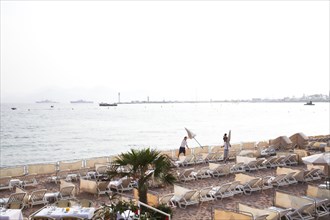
[0, 102, 329, 167]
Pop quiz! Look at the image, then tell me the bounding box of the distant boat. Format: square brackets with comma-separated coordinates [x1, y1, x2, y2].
[99, 103, 118, 107]
[304, 101, 315, 105]
[36, 100, 57, 104]
[70, 100, 94, 104]
[11, 108, 17, 110]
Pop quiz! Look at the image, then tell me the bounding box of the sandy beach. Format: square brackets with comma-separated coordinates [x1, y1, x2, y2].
[1, 134, 329, 219]
[0, 157, 328, 219]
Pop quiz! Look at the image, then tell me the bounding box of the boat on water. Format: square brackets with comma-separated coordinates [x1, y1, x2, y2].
[70, 99, 94, 104]
[36, 100, 57, 104]
[99, 103, 118, 107]
[304, 101, 315, 105]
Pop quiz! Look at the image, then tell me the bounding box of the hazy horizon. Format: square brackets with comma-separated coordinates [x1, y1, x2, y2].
[0, 92, 329, 104]
[1, 0, 329, 103]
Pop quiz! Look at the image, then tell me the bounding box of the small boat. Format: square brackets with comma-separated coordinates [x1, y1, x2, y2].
[99, 103, 118, 107]
[11, 108, 17, 110]
[304, 101, 315, 106]
[70, 99, 94, 104]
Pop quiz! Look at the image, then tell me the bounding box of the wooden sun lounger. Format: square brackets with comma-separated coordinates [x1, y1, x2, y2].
[21, 174, 38, 188]
[237, 178, 262, 195]
[48, 170, 71, 184]
[192, 167, 211, 180]
[243, 160, 259, 172]
[302, 195, 330, 218]
[198, 187, 215, 204]
[55, 185, 75, 200]
[259, 176, 273, 191]
[230, 162, 245, 173]
[0, 192, 27, 209]
[171, 190, 199, 209]
[264, 157, 278, 168]
[207, 164, 230, 177]
[194, 154, 206, 164]
[98, 181, 111, 197]
[28, 189, 48, 208]
[213, 152, 224, 162]
[227, 181, 243, 196]
[304, 168, 323, 182]
[109, 177, 134, 192]
[204, 153, 217, 163]
[175, 155, 195, 167]
[273, 156, 286, 167]
[95, 165, 109, 180]
[159, 193, 175, 207]
[285, 203, 315, 220]
[255, 158, 267, 169]
[284, 172, 298, 185]
[270, 191, 315, 220]
[177, 168, 195, 182]
[270, 174, 289, 188]
[210, 183, 233, 200]
[283, 154, 298, 166]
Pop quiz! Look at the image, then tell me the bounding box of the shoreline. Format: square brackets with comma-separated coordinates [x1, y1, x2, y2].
[1, 134, 329, 169]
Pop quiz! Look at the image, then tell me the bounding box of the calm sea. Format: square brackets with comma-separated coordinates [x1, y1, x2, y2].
[0, 102, 329, 167]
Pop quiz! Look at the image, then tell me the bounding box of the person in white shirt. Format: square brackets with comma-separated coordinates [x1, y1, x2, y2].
[178, 136, 189, 158]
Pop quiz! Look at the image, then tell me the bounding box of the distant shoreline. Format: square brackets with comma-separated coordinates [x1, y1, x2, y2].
[1, 100, 329, 105]
[118, 100, 330, 104]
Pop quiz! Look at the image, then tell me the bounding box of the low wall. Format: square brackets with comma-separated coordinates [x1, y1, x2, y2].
[0, 166, 25, 178]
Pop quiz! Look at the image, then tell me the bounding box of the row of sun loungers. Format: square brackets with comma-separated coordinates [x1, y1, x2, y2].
[176, 161, 320, 185]
[0, 177, 135, 208]
[172, 152, 298, 168]
[1, 154, 298, 192]
[173, 152, 228, 167]
[48, 165, 110, 183]
[266, 190, 329, 220]
[0, 175, 38, 191]
[162, 168, 326, 210]
[0, 182, 76, 210]
[164, 185, 330, 220]
[160, 182, 330, 215]
[232, 191, 329, 220]
[0, 165, 112, 192]
[173, 152, 234, 167]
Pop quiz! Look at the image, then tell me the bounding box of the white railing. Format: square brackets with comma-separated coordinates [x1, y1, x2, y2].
[138, 201, 171, 220]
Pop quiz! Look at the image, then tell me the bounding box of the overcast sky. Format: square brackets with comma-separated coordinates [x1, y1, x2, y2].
[1, 0, 329, 103]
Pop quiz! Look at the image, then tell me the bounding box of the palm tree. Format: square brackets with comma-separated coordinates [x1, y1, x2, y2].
[108, 148, 176, 204]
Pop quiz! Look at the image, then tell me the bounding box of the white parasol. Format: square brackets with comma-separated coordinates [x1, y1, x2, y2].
[302, 152, 330, 166]
[302, 152, 330, 184]
[184, 128, 203, 148]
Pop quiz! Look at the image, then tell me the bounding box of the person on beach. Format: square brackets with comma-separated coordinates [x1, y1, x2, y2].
[223, 133, 231, 163]
[178, 136, 189, 158]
